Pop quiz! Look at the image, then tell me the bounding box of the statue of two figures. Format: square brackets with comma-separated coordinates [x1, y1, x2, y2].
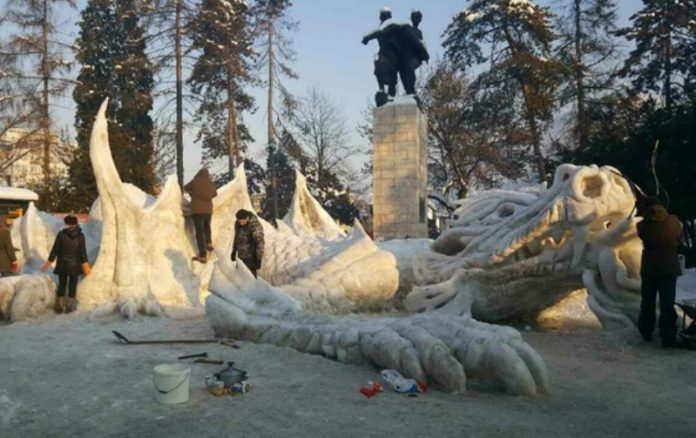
[362, 8, 430, 107]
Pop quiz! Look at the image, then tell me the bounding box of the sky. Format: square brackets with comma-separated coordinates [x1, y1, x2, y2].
[1, 0, 645, 181]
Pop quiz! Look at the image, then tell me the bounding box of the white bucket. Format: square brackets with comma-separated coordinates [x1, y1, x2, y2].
[153, 363, 191, 404]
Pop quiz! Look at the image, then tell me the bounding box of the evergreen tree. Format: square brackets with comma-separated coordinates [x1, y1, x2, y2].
[616, 0, 696, 114]
[443, 0, 565, 182]
[555, 0, 618, 151]
[71, 0, 156, 211]
[260, 136, 295, 220]
[1, 0, 76, 209]
[249, 0, 298, 143]
[188, 0, 255, 177]
[248, 0, 298, 222]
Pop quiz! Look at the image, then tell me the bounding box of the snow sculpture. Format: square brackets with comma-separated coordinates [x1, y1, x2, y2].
[0, 274, 55, 322]
[405, 164, 642, 329]
[0, 99, 649, 395]
[283, 171, 345, 241]
[207, 253, 548, 395]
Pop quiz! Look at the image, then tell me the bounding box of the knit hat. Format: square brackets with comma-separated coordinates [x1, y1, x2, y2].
[236, 209, 252, 220]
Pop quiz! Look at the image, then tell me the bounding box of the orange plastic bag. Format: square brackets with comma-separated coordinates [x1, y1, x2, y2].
[82, 262, 92, 276]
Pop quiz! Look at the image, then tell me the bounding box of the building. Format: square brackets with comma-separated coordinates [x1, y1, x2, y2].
[0, 128, 75, 187]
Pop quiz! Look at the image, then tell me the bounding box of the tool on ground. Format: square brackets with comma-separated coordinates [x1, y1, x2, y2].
[193, 358, 225, 365]
[177, 352, 208, 360]
[112, 330, 223, 345]
[220, 340, 241, 349]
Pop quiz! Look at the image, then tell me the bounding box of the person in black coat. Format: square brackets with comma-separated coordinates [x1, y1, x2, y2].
[42, 215, 89, 314]
[636, 197, 683, 347]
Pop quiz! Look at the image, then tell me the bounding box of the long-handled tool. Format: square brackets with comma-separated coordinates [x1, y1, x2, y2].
[192, 358, 225, 365]
[178, 352, 208, 360]
[112, 330, 223, 345]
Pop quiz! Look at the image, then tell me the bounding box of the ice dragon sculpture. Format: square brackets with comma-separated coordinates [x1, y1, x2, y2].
[405, 164, 643, 329]
[0, 100, 646, 395]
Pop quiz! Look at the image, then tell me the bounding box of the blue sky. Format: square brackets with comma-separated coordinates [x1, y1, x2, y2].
[1, 0, 645, 180]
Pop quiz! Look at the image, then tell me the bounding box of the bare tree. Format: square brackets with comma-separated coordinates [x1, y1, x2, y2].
[421, 60, 525, 199]
[1, 0, 76, 196]
[152, 119, 177, 184]
[143, 0, 197, 186]
[290, 86, 358, 191]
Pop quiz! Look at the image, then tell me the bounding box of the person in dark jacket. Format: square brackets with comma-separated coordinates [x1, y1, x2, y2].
[636, 197, 683, 347]
[231, 209, 264, 278]
[185, 168, 218, 263]
[0, 216, 17, 276]
[42, 215, 89, 314]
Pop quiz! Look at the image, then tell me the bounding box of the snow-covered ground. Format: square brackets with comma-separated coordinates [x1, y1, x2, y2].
[1, 311, 695, 437]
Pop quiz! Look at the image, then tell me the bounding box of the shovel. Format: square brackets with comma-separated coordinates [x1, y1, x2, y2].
[112, 330, 223, 345]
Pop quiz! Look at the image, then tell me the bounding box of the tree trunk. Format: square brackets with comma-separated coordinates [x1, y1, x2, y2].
[664, 30, 673, 115]
[573, 0, 588, 150]
[227, 73, 240, 178]
[175, 0, 184, 186]
[267, 14, 278, 222]
[41, 0, 51, 189]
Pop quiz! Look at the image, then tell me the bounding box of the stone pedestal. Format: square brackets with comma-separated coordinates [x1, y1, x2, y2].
[372, 98, 428, 240]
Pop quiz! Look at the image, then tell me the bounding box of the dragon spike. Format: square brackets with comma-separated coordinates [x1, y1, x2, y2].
[283, 170, 344, 241]
[89, 98, 122, 189]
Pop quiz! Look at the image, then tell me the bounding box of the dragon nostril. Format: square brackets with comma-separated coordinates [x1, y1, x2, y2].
[581, 175, 603, 198]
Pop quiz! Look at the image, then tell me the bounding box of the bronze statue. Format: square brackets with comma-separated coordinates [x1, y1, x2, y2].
[362, 8, 429, 106]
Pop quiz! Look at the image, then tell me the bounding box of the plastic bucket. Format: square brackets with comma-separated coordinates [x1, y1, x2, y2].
[153, 363, 190, 404]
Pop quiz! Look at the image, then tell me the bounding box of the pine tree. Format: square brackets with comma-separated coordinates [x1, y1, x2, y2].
[249, 0, 298, 143]
[555, 0, 618, 151]
[1, 0, 76, 208]
[188, 0, 255, 178]
[71, 0, 156, 211]
[260, 138, 295, 220]
[616, 0, 696, 114]
[443, 0, 565, 182]
[248, 0, 298, 222]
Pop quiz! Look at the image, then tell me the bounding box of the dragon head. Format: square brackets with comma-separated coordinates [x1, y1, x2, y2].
[408, 164, 640, 324]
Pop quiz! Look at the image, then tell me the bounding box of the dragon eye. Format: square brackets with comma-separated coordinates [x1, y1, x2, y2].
[581, 175, 603, 198]
[499, 205, 514, 217]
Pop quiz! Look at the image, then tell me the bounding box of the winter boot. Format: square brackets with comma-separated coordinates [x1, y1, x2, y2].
[54, 297, 64, 314]
[65, 297, 75, 314]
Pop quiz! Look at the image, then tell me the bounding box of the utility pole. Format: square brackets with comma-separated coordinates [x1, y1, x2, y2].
[175, 0, 184, 186]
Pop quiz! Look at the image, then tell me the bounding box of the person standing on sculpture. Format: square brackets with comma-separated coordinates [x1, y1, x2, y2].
[0, 216, 17, 277]
[42, 215, 89, 314]
[185, 168, 218, 263]
[636, 197, 683, 348]
[231, 209, 265, 278]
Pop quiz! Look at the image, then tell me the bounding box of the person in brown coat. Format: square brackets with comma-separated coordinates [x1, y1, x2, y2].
[636, 197, 683, 347]
[0, 216, 17, 277]
[184, 168, 218, 263]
